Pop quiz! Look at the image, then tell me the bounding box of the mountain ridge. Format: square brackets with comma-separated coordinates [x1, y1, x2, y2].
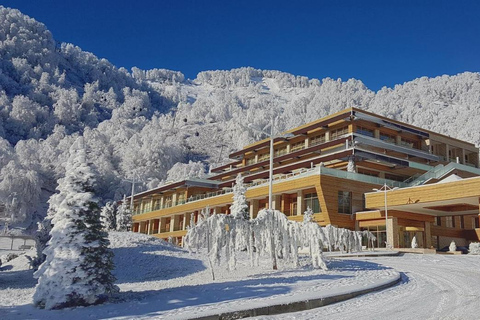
[0, 5, 479, 226]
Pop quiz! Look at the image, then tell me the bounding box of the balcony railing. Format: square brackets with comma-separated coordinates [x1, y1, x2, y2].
[133, 164, 411, 216]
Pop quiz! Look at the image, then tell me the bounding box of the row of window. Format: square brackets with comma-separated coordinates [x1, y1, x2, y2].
[434, 215, 480, 229]
[355, 127, 418, 148]
[244, 126, 349, 165]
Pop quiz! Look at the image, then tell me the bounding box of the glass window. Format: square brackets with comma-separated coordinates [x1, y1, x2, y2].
[258, 153, 269, 161]
[290, 141, 305, 152]
[246, 157, 256, 165]
[356, 126, 374, 137]
[338, 191, 352, 214]
[274, 146, 288, 157]
[380, 133, 396, 144]
[331, 127, 349, 139]
[310, 133, 326, 146]
[445, 216, 453, 228]
[304, 193, 321, 213]
[399, 137, 416, 149]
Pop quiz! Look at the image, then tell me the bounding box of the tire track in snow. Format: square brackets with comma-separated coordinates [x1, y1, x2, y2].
[257, 254, 480, 320]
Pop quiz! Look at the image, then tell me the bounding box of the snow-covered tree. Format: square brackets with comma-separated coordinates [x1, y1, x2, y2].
[100, 201, 117, 231]
[116, 195, 131, 231]
[347, 156, 357, 173]
[449, 240, 457, 252]
[411, 236, 418, 248]
[33, 137, 118, 309]
[231, 173, 249, 220]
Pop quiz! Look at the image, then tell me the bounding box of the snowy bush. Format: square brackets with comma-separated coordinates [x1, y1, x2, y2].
[449, 241, 457, 252]
[230, 173, 249, 220]
[411, 236, 418, 248]
[185, 208, 374, 272]
[469, 242, 480, 255]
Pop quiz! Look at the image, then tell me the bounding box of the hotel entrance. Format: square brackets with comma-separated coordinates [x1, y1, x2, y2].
[399, 227, 424, 248]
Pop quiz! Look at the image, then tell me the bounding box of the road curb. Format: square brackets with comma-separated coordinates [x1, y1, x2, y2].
[192, 273, 401, 320]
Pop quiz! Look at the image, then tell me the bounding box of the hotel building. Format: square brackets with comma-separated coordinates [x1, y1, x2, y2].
[129, 107, 480, 249]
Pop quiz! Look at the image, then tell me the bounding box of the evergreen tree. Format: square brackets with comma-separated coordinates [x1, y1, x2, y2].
[100, 201, 117, 231]
[33, 137, 118, 310]
[231, 173, 249, 220]
[116, 195, 132, 231]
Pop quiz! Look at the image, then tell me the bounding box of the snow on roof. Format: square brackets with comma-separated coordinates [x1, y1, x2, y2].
[437, 174, 463, 184]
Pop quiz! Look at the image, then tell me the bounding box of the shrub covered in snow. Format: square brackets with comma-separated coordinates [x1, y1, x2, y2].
[411, 236, 418, 248]
[449, 241, 457, 252]
[185, 209, 375, 272]
[469, 242, 480, 255]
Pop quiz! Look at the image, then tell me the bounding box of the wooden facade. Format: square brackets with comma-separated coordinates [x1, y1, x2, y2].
[130, 107, 480, 249]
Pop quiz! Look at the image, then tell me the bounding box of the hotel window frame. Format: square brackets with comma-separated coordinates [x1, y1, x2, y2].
[290, 141, 305, 152]
[310, 133, 326, 147]
[356, 126, 374, 138]
[338, 191, 352, 214]
[331, 126, 349, 140]
[380, 132, 396, 144]
[258, 153, 270, 162]
[445, 216, 453, 228]
[274, 146, 288, 157]
[304, 192, 321, 213]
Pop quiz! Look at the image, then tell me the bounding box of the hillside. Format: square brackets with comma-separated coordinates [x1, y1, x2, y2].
[1, 6, 480, 227]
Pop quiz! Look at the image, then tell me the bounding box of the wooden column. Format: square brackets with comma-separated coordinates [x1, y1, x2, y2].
[297, 191, 304, 215]
[250, 199, 259, 219]
[424, 221, 432, 248]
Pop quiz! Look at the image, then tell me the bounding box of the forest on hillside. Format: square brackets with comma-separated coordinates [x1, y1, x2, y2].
[1, 6, 480, 228]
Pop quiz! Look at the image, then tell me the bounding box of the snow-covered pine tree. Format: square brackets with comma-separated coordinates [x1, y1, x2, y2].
[231, 173, 249, 220]
[116, 195, 132, 231]
[100, 201, 117, 231]
[303, 206, 314, 223]
[33, 137, 118, 310]
[347, 156, 357, 173]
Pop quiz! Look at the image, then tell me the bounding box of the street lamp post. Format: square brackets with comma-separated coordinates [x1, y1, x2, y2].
[373, 183, 398, 249]
[248, 119, 294, 210]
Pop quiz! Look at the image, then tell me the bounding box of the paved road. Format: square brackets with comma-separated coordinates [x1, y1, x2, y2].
[259, 254, 480, 320]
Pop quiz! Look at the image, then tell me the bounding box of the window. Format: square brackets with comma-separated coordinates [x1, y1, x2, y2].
[164, 195, 172, 208]
[274, 146, 287, 157]
[290, 141, 305, 152]
[258, 153, 269, 162]
[310, 133, 326, 146]
[356, 126, 374, 137]
[177, 193, 185, 205]
[473, 216, 479, 229]
[331, 127, 349, 139]
[460, 216, 465, 229]
[246, 157, 256, 165]
[435, 216, 441, 226]
[399, 137, 416, 149]
[445, 216, 453, 228]
[338, 191, 352, 214]
[380, 133, 396, 144]
[304, 193, 321, 213]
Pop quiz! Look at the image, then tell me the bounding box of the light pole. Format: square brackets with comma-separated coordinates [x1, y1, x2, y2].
[373, 183, 398, 249]
[248, 119, 294, 210]
[124, 171, 141, 213]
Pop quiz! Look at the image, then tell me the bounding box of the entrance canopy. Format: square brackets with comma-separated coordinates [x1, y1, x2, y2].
[365, 176, 480, 217]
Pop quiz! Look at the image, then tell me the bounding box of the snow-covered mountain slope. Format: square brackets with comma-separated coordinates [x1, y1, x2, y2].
[1, 5, 480, 226]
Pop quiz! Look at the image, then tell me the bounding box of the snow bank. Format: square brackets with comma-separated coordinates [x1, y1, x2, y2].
[109, 231, 205, 283]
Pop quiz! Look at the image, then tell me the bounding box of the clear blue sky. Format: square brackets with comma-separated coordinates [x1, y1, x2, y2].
[3, 0, 480, 91]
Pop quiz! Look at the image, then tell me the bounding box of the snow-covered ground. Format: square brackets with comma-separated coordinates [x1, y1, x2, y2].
[0, 231, 478, 320]
[260, 254, 480, 320]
